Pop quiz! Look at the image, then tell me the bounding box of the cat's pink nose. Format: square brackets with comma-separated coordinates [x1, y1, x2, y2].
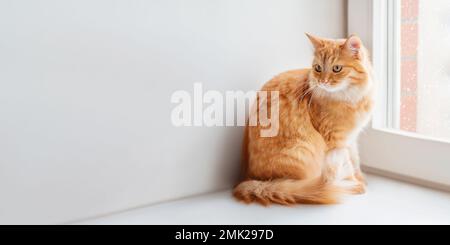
[319, 79, 329, 83]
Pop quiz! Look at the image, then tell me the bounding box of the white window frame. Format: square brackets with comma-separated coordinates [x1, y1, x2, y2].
[349, 0, 450, 189]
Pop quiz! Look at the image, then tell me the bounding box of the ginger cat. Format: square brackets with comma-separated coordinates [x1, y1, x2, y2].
[234, 34, 375, 205]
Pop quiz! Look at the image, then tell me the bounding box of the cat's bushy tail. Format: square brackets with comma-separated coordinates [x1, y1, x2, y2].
[233, 166, 345, 205]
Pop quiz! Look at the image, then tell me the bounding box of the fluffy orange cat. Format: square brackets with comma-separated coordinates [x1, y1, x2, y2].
[234, 34, 375, 205]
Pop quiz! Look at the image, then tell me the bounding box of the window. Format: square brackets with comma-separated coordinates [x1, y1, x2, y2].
[349, 0, 450, 188]
[397, 0, 450, 140]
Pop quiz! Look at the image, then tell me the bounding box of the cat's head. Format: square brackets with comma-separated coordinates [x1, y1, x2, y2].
[306, 33, 373, 103]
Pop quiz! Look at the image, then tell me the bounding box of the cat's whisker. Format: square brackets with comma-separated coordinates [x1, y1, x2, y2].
[307, 86, 317, 109]
[299, 89, 311, 102]
[299, 85, 316, 103]
[296, 83, 311, 101]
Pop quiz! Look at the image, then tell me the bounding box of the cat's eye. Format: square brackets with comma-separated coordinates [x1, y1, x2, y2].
[314, 64, 322, 73]
[332, 65, 343, 73]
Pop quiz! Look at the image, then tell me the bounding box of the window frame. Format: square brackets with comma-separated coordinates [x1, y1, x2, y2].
[348, 0, 450, 189]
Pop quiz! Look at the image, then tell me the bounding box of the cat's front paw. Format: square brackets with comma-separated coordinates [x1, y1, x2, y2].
[325, 148, 349, 165]
[325, 148, 354, 180]
[350, 182, 366, 194]
[355, 171, 368, 185]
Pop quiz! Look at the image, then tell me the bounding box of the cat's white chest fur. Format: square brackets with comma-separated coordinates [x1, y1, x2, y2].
[346, 87, 375, 146]
[346, 110, 372, 146]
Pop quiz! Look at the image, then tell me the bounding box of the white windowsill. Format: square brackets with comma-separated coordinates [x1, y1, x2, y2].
[76, 174, 450, 225]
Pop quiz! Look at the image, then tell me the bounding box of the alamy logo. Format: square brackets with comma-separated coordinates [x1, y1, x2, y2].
[170, 83, 280, 137]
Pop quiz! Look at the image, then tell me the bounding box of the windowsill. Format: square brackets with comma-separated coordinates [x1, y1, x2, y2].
[76, 174, 450, 225]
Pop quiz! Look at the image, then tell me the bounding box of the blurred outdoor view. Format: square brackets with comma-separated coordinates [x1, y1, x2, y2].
[400, 0, 450, 140]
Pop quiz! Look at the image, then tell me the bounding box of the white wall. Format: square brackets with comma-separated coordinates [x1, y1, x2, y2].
[0, 0, 346, 224]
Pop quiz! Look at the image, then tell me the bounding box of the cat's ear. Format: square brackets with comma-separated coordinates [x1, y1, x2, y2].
[305, 33, 323, 49]
[344, 35, 362, 58]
